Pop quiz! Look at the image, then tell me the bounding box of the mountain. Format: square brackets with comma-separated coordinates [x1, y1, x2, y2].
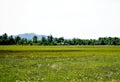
[15, 33, 47, 40]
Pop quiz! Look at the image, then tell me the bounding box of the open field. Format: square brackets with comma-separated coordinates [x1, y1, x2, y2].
[0, 45, 120, 82]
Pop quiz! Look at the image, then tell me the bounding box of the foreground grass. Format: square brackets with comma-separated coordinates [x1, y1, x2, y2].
[0, 45, 120, 82]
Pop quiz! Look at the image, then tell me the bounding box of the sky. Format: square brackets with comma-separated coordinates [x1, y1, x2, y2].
[0, 0, 120, 39]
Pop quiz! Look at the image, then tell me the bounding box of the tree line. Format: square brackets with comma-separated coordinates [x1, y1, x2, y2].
[0, 33, 120, 45]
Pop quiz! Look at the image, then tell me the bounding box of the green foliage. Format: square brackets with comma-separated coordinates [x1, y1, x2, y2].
[33, 35, 38, 43]
[8, 35, 15, 44]
[14, 36, 21, 44]
[0, 33, 120, 45]
[0, 33, 9, 45]
[47, 35, 53, 44]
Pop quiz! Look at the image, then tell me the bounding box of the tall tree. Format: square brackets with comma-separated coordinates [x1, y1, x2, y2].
[58, 37, 64, 44]
[1, 33, 8, 45]
[47, 35, 53, 43]
[8, 35, 15, 44]
[33, 35, 38, 43]
[15, 36, 21, 44]
[41, 36, 46, 42]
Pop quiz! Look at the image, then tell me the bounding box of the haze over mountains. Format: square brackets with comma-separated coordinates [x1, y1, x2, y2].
[15, 33, 47, 40]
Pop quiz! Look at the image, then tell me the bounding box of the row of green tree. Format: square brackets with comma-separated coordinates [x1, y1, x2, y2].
[0, 33, 120, 45]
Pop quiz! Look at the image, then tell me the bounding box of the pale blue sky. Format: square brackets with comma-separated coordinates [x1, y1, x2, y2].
[0, 0, 120, 39]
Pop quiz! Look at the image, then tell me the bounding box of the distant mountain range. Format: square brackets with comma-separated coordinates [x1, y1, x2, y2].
[15, 33, 47, 40]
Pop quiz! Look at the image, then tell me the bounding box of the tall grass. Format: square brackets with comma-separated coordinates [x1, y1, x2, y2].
[0, 45, 120, 82]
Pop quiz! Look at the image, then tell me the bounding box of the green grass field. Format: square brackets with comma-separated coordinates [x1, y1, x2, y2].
[0, 45, 120, 82]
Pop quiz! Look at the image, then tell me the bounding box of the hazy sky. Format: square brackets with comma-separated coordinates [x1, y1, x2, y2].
[0, 0, 120, 39]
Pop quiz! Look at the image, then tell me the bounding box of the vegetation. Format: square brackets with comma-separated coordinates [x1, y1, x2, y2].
[0, 33, 120, 45]
[0, 45, 120, 82]
[0, 33, 120, 81]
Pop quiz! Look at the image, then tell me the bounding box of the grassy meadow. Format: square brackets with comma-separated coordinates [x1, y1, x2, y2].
[0, 45, 120, 82]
